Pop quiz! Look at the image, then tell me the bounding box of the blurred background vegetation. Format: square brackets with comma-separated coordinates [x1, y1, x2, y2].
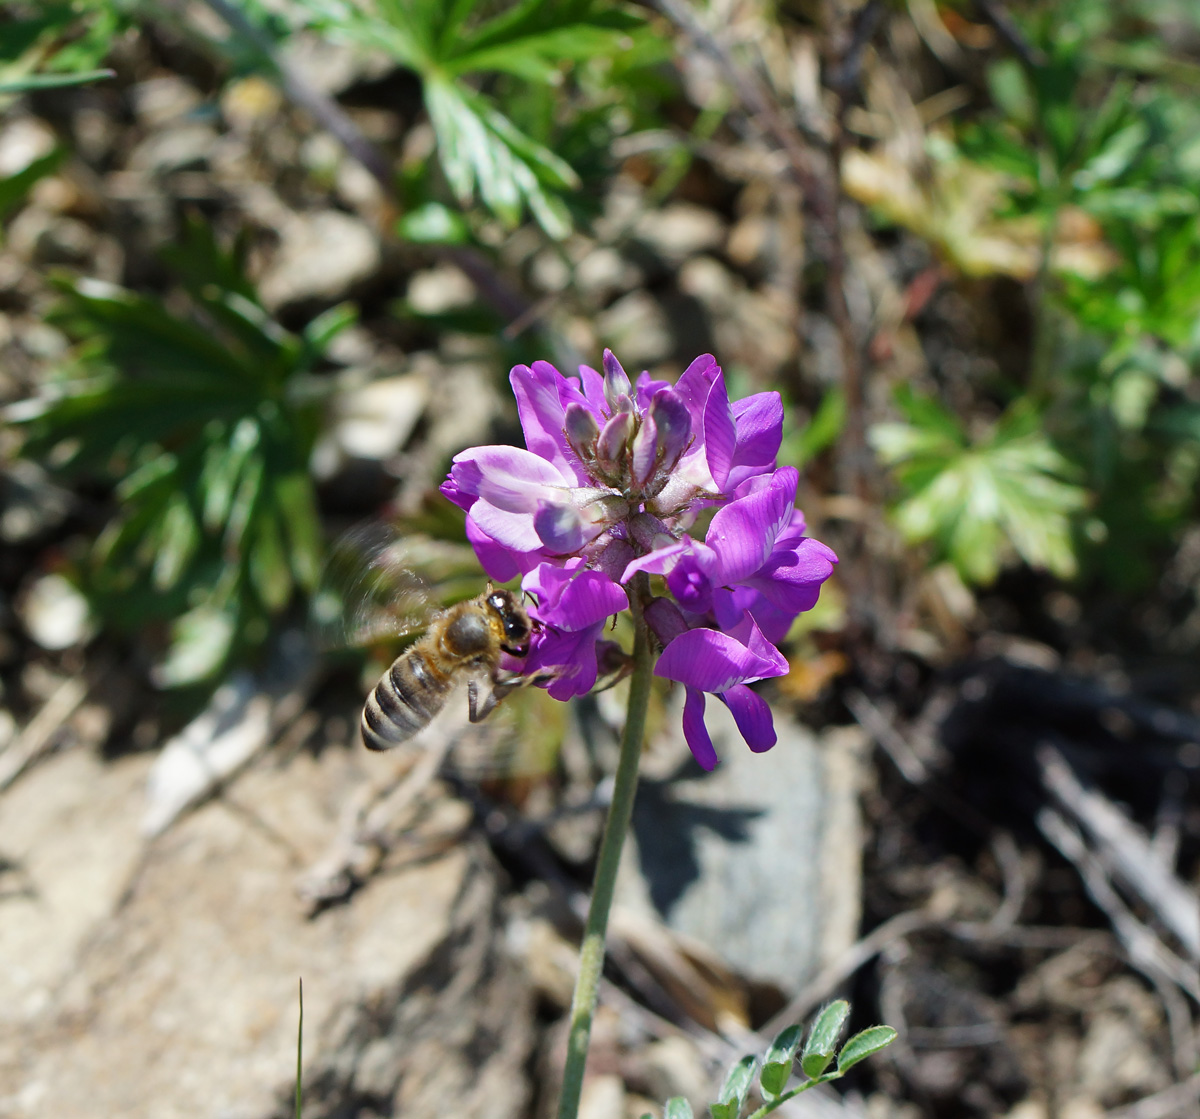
[1, 0, 1199, 1115]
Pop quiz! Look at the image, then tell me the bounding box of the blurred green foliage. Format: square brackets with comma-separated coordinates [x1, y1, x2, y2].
[292, 0, 666, 238]
[0, 0, 128, 94]
[868, 0, 1200, 588]
[14, 222, 352, 685]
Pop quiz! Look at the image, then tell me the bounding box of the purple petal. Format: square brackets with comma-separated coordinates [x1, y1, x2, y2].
[705, 467, 798, 584]
[727, 392, 783, 487]
[743, 592, 796, 644]
[603, 349, 631, 409]
[673, 354, 720, 427]
[524, 562, 626, 630]
[523, 623, 602, 700]
[533, 499, 606, 554]
[578, 364, 608, 412]
[596, 410, 634, 465]
[719, 684, 776, 752]
[702, 373, 736, 490]
[470, 500, 544, 552]
[630, 411, 658, 488]
[682, 687, 719, 770]
[665, 550, 716, 613]
[556, 572, 628, 629]
[510, 364, 589, 484]
[655, 627, 785, 691]
[439, 475, 473, 512]
[464, 512, 525, 581]
[564, 402, 600, 461]
[634, 371, 673, 411]
[649, 388, 692, 471]
[727, 613, 790, 677]
[450, 445, 567, 512]
[744, 537, 838, 613]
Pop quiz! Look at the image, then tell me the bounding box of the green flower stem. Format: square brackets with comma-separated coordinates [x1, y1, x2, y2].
[557, 578, 655, 1119]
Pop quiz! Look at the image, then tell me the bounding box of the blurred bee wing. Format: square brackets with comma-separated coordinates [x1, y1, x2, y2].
[310, 523, 435, 650]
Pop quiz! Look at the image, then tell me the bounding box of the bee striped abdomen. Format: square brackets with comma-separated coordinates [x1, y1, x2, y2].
[361, 646, 454, 750]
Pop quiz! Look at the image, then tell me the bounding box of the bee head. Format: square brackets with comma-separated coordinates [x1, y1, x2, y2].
[487, 588, 533, 657]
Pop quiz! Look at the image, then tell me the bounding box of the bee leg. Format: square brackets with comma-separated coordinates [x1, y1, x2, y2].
[468, 678, 504, 723]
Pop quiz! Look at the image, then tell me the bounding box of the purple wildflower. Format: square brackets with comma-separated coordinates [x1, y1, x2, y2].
[441, 351, 836, 768]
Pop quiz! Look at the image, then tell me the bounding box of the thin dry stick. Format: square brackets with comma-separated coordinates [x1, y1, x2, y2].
[1037, 807, 1200, 1014]
[0, 675, 90, 792]
[1039, 745, 1200, 959]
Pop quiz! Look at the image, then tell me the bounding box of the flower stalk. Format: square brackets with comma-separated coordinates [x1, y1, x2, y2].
[557, 574, 655, 1119]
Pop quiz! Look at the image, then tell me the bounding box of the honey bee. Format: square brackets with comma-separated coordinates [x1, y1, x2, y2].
[312, 525, 546, 753]
[360, 586, 535, 751]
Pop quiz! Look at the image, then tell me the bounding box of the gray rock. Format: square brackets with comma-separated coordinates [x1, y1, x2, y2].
[259, 210, 380, 309]
[619, 703, 866, 993]
[0, 744, 535, 1119]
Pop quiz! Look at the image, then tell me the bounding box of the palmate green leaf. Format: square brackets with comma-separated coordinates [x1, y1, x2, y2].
[14, 246, 334, 687]
[443, 0, 648, 83]
[873, 400, 1088, 585]
[424, 77, 576, 237]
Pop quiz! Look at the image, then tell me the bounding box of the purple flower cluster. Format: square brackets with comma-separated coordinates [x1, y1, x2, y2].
[442, 352, 836, 768]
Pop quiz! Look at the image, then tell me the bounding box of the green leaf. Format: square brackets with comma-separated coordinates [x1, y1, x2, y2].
[759, 1024, 803, 1097]
[664, 1100, 694, 1119]
[789, 390, 845, 467]
[424, 77, 578, 237]
[0, 68, 113, 93]
[0, 148, 63, 222]
[301, 302, 358, 357]
[709, 1054, 757, 1119]
[836, 1026, 898, 1073]
[801, 1001, 849, 1080]
[249, 507, 293, 612]
[273, 472, 323, 592]
[152, 493, 201, 592]
[155, 604, 236, 687]
[396, 202, 471, 244]
[201, 419, 260, 530]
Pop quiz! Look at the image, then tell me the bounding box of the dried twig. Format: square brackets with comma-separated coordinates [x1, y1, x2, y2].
[1039, 745, 1200, 959]
[0, 674, 91, 792]
[1037, 808, 1200, 1005]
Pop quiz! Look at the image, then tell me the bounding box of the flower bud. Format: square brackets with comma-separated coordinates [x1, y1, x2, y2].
[629, 411, 658, 491]
[563, 402, 600, 463]
[595, 410, 634, 477]
[648, 388, 691, 472]
[602, 349, 631, 411]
